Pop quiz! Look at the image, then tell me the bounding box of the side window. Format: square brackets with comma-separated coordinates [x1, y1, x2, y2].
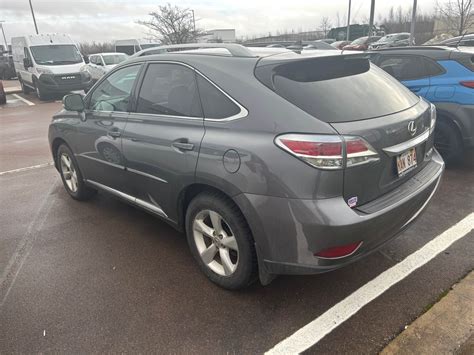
[421, 57, 445, 77]
[378, 56, 425, 81]
[89, 65, 140, 112]
[89, 55, 96, 64]
[136, 63, 202, 117]
[24, 47, 32, 61]
[196, 75, 240, 119]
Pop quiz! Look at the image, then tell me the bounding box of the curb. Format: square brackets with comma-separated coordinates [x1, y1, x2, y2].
[5, 87, 22, 94]
[381, 271, 474, 354]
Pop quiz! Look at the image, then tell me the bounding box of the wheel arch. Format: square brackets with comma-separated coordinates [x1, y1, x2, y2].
[51, 137, 70, 171]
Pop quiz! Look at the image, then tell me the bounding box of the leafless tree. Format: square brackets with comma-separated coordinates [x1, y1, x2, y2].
[78, 42, 114, 56]
[137, 3, 202, 44]
[319, 16, 332, 36]
[436, 0, 473, 35]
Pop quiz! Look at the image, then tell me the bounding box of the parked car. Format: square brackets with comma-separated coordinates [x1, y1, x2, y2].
[302, 40, 337, 50]
[369, 46, 474, 164]
[266, 44, 286, 48]
[49, 43, 444, 290]
[435, 34, 474, 47]
[331, 40, 351, 49]
[0, 81, 6, 105]
[12, 33, 92, 100]
[343, 36, 381, 51]
[0, 54, 16, 79]
[370, 33, 413, 50]
[115, 39, 161, 56]
[82, 52, 128, 81]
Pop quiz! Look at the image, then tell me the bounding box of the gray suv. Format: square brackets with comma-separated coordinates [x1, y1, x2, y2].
[49, 44, 444, 289]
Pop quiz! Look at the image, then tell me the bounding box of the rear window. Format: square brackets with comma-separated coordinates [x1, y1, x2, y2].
[255, 56, 418, 122]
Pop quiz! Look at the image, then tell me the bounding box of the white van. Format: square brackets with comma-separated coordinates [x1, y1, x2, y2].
[12, 33, 92, 100]
[114, 39, 161, 55]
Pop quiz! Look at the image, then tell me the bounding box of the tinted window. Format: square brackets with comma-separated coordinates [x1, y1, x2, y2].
[89, 65, 140, 112]
[103, 54, 127, 65]
[255, 56, 418, 123]
[196, 75, 240, 119]
[423, 58, 445, 76]
[136, 63, 202, 117]
[378, 56, 425, 80]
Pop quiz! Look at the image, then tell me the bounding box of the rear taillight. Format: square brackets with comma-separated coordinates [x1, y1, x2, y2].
[275, 134, 379, 170]
[460, 81, 474, 89]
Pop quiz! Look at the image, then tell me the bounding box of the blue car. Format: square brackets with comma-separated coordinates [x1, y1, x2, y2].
[370, 46, 474, 164]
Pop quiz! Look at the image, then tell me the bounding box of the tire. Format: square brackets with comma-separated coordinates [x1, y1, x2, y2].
[185, 191, 258, 290]
[57, 144, 97, 201]
[20, 77, 33, 94]
[34, 80, 49, 101]
[434, 119, 463, 165]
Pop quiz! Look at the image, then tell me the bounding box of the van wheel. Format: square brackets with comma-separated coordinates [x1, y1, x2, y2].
[20, 78, 33, 94]
[34, 81, 49, 101]
[57, 144, 97, 201]
[185, 191, 258, 290]
[434, 119, 463, 165]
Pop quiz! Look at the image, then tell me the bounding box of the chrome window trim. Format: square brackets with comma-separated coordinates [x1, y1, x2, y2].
[382, 129, 430, 156]
[135, 60, 248, 122]
[86, 180, 169, 219]
[127, 168, 168, 184]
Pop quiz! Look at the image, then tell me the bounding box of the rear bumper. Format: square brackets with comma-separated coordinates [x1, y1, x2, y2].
[37, 73, 93, 93]
[234, 150, 444, 276]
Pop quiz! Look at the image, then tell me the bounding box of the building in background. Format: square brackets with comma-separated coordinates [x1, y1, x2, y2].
[197, 29, 235, 43]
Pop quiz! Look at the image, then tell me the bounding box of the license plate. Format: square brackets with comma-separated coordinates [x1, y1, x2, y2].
[396, 148, 417, 176]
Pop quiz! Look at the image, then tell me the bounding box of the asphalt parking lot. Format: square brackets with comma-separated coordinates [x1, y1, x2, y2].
[0, 89, 473, 353]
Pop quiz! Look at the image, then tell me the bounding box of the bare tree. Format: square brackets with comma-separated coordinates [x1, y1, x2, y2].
[437, 0, 473, 35]
[79, 42, 114, 56]
[319, 16, 332, 36]
[137, 3, 201, 44]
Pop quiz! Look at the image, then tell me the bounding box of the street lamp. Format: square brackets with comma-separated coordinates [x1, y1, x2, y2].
[29, 0, 39, 34]
[346, 0, 351, 41]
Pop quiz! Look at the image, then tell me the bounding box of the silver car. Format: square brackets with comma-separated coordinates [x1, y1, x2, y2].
[49, 44, 444, 289]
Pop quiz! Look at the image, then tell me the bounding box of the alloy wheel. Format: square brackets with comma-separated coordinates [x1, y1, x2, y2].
[60, 153, 79, 193]
[192, 210, 239, 276]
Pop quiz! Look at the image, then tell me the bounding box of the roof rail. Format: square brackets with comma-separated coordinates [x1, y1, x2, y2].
[152, 43, 255, 57]
[372, 46, 448, 51]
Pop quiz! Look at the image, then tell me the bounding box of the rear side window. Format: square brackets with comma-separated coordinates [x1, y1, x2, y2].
[378, 55, 444, 80]
[136, 63, 202, 118]
[196, 75, 240, 119]
[255, 56, 418, 123]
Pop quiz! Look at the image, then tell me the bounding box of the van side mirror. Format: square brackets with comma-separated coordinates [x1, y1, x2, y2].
[83, 56, 89, 64]
[63, 93, 85, 112]
[23, 58, 32, 69]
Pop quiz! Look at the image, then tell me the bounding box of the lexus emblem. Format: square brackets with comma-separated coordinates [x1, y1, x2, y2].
[407, 121, 417, 136]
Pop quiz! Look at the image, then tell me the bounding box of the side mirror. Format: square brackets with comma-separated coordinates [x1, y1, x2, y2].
[83, 56, 89, 64]
[23, 57, 32, 69]
[63, 93, 85, 112]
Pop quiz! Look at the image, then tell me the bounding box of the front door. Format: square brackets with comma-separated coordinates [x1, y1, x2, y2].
[72, 64, 142, 193]
[122, 62, 205, 222]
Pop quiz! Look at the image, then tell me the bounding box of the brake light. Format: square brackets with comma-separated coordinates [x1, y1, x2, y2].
[276, 134, 344, 169]
[315, 241, 363, 258]
[276, 134, 379, 169]
[460, 81, 474, 89]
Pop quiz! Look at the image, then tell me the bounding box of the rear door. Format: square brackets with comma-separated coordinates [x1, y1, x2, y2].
[122, 62, 205, 222]
[376, 54, 431, 96]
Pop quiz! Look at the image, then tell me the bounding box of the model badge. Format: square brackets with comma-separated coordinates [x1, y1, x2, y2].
[348, 196, 358, 208]
[407, 121, 417, 136]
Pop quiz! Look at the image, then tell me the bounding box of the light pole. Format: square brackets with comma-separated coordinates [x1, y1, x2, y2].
[191, 9, 196, 32]
[346, 0, 351, 41]
[409, 0, 417, 46]
[29, 0, 39, 34]
[0, 21, 7, 52]
[368, 0, 375, 38]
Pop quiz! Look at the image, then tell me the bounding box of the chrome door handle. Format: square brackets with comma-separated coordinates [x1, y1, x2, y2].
[172, 142, 194, 151]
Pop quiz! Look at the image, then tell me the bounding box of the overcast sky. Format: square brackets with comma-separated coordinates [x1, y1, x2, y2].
[1, 0, 439, 44]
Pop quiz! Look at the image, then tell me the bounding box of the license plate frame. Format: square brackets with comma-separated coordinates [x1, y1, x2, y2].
[396, 147, 417, 177]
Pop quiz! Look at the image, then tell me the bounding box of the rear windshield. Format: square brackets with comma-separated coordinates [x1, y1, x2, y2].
[255, 56, 418, 122]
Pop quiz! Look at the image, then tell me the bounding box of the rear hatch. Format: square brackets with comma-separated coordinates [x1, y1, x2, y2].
[255, 54, 433, 207]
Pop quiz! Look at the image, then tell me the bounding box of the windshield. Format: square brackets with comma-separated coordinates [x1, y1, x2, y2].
[351, 37, 368, 45]
[30, 45, 83, 65]
[140, 44, 161, 50]
[103, 54, 127, 65]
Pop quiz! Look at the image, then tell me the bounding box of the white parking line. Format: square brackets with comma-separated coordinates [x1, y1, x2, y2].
[266, 213, 474, 354]
[0, 162, 54, 176]
[12, 94, 35, 106]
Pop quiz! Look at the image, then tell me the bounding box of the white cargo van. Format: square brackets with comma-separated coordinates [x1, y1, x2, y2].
[12, 33, 92, 100]
[114, 39, 161, 55]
